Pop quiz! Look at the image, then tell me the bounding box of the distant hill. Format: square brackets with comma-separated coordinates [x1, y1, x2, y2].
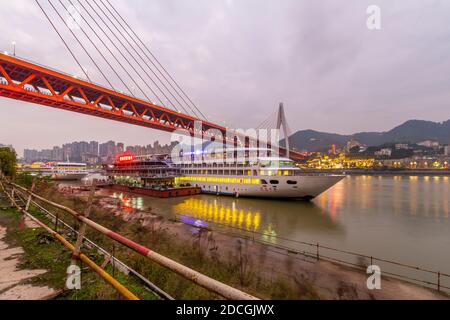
[284, 119, 450, 151]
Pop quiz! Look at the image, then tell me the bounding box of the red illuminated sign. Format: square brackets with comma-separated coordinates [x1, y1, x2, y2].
[118, 154, 134, 163]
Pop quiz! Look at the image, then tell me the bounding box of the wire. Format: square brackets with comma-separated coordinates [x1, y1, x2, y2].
[67, 0, 161, 101]
[98, 0, 198, 118]
[47, 0, 116, 90]
[83, 0, 172, 108]
[104, 0, 208, 120]
[95, 0, 194, 116]
[73, 0, 164, 103]
[34, 0, 91, 82]
[59, 0, 138, 98]
[89, 0, 184, 110]
[256, 110, 277, 129]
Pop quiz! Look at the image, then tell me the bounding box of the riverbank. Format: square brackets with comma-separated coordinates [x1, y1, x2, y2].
[302, 169, 450, 176]
[45, 185, 448, 300]
[0, 196, 159, 300]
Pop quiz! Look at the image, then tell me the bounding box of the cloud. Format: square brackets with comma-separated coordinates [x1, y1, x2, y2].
[1, 0, 450, 156]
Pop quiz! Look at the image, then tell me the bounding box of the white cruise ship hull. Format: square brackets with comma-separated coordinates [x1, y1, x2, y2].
[184, 175, 345, 200]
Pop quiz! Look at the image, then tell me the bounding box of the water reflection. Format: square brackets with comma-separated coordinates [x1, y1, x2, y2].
[94, 175, 450, 273]
[174, 198, 262, 232]
[316, 176, 450, 220]
[111, 192, 145, 211]
[167, 195, 343, 245]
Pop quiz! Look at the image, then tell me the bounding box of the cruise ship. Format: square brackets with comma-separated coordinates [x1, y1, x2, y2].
[174, 149, 345, 200]
[106, 149, 345, 200]
[21, 162, 88, 181]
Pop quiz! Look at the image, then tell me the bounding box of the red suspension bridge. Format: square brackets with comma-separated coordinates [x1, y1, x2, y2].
[0, 0, 304, 160]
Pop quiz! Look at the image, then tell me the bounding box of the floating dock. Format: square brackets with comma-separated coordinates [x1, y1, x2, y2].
[100, 184, 201, 198]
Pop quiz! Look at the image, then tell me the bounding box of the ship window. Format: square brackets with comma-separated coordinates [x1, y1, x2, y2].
[260, 160, 271, 168]
[270, 180, 279, 185]
[261, 179, 268, 185]
[287, 180, 298, 185]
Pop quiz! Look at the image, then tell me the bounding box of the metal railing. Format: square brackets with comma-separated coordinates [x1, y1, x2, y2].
[12, 189, 173, 300]
[174, 215, 450, 294]
[0, 178, 258, 300]
[0, 180, 139, 300]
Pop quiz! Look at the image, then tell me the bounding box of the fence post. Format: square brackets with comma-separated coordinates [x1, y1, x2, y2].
[55, 211, 59, 233]
[112, 243, 116, 278]
[70, 180, 97, 266]
[25, 178, 37, 211]
[438, 272, 441, 292]
[316, 243, 320, 261]
[10, 187, 15, 207]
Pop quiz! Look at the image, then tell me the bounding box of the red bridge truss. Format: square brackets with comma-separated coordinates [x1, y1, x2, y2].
[0, 53, 304, 160]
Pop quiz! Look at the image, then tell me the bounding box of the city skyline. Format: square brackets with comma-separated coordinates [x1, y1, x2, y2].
[1, 1, 450, 156]
[22, 139, 177, 163]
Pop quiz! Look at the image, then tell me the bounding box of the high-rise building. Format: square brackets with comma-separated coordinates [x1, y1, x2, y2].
[22, 140, 176, 164]
[99, 141, 117, 162]
[89, 141, 99, 156]
[117, 143, 124, 154]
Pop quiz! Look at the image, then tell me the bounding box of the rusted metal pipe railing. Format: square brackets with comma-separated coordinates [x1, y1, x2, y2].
[6, 180, 258, 300]
[13, 187, 174, 300]
[0, 180, 139, 300]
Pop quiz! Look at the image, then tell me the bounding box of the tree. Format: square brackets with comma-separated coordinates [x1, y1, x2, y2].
[0, 147, 17, 178]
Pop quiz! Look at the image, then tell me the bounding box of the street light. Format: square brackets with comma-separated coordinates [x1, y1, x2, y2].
[12, 41, 16, 56]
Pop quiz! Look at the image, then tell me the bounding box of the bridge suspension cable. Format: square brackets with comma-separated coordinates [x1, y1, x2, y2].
[57, 0, 142, 99]
[46, 0, 117, 90]
[90, 0, 194, 116]
[34, 0, 91, 82]
[64, 0, 162, 103]
[33, 0, 208, 116]
[83, 0, 182, 109]
[103, 0, 208, 120]
[256, 109, 278, 130]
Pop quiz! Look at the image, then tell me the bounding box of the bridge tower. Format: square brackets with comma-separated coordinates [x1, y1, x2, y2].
[276, 102, 292, 159]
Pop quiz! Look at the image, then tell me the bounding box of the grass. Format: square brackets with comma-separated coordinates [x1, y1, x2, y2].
[0, 201, 159, 300]
[37, 190, 322, 300]
[1, 179, 322, 300]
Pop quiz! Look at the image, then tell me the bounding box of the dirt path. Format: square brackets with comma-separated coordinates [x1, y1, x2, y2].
[0, 224, 56, 300]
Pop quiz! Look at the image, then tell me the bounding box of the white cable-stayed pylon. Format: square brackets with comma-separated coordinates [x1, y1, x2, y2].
[277, 102, 291, 158]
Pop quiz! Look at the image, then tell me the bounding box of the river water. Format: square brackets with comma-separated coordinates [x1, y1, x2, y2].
[92, 175, 450, 285]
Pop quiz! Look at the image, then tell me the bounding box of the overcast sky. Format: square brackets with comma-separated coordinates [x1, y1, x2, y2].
[1, 0, 450, 156]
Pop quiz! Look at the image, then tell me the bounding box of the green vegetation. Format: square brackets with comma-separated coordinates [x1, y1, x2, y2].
[0, 178, 321, 300]
[36, 190, 321, 300]
[15, 172, 53, 189]
[0, 202, 158, 300]
[0, 147, 17, 178]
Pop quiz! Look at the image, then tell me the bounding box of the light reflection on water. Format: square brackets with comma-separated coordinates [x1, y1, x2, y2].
[98, 175, 450, 273]
[111, 192, 145, 212]
[174, 198, 262, 232]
